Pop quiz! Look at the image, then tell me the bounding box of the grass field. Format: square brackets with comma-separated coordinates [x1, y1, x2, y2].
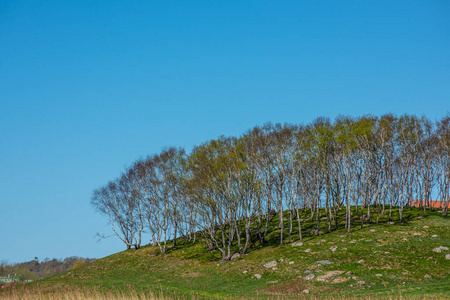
[2, 206, 449, 299]
[1, 286, 447, 300]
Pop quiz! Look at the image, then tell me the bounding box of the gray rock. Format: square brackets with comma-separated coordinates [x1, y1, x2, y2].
[254, 274, 262, 279]
[289, 261, 295, 265]
[387, 221, 395, 225]
[345, 271, 353, 276]
[433, 247, 442, 253]
[304, 270, 313, 274]
[315, 270, 345, 282]
[357, 281, 366, 286]
[439, 246, 449, 251]
[303, 274, 315, 281]
[432, 235, 438, 238]
[243, 270, 248, 274]
[305, 248, 312, 253]
[424, 275, 432, 279]
[375, 274, 383, 277]
[357, 259, 365, 264]
[263, 260, 277, 268]
[230, 253, 240, 260]
[446, 254, 450, 260]
[332, 277, 349, 283]
[418, 216, 424, 220]
[369, 229, 376, 232]
[330, 246, 338, 252]
[292, 241, 303, 247]
[316, 260, 333, 265]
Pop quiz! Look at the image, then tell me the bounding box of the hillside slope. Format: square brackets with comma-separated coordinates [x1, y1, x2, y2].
[37, 207, 450, 299]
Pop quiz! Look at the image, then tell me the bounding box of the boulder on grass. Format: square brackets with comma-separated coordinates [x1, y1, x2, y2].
[263, 261, 277, 268]
[230, 253, 240, 260]
[303, 274, 315, 281]
[332, 277, 349, 283]
[315, 270, 344, 282]
[316, 260, 333, 265]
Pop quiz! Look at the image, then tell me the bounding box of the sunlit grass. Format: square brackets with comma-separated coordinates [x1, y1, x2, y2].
[3, 207, 448, 299]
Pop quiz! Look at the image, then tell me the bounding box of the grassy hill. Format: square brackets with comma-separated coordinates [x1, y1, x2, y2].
[7, 207, 450, 299]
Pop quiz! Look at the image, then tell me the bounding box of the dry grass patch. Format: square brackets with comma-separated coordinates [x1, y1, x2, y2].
[1, 286, 172, 300]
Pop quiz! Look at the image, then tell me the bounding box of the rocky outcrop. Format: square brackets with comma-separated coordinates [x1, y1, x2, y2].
[316, 270, 344, 282]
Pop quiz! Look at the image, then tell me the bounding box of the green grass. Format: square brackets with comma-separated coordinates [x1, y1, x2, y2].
[21, 207, 450, 299]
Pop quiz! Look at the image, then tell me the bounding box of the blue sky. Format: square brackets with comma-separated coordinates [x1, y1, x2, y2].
[1, 0, 449, 263]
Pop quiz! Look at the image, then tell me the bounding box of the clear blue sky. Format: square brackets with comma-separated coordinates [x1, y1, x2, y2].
[1, 0, 449, 263]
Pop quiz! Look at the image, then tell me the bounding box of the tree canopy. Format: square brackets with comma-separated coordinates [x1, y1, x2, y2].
[92, 114, 450, 260]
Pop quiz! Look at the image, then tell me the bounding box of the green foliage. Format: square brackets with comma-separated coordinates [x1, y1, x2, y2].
[16, 268, 39, 282]
[70, 260, 88, 270]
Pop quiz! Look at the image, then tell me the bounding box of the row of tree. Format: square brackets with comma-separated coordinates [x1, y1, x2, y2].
[91, 114, 450, 260]
[0, 257, 96, 282]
